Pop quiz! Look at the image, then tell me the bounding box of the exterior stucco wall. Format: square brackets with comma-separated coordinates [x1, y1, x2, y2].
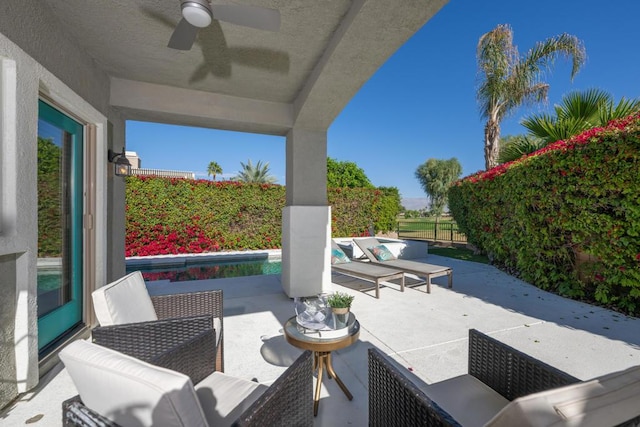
[0, 254, 18, 407]
[0, 2, 123, 408]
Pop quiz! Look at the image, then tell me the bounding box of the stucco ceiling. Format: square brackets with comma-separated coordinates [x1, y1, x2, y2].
[38, 0, 448, 134]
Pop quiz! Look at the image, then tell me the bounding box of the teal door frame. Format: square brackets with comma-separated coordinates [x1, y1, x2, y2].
[37, 100, 84, 351]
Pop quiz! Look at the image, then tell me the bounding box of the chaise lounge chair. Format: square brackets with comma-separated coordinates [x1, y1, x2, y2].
[330, 240, 405, 299]
[369, 329, 640, 426]
[353, 237, 452, 293]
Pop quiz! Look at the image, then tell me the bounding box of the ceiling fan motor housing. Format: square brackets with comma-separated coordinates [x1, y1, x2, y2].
[180, 0, 213, 27]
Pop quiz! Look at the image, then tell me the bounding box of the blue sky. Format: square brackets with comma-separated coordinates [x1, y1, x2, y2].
[126, 0, 640, 202]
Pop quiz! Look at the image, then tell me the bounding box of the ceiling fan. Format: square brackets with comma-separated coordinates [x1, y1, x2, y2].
[168, 0, 281, 50]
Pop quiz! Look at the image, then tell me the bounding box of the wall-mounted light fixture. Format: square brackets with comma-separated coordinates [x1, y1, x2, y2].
[107, 148, 132, 177]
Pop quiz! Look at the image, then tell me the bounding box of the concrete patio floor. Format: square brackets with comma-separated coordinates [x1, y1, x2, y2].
[2, 254, 639, 426]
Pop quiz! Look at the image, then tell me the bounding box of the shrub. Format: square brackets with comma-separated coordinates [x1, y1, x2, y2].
[126, 178, 397, 256]
[449, 112, 640, 315]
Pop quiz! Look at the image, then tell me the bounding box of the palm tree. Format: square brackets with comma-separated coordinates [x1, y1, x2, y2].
[521, 88, 640, 143]
[207, 161, 223, 180]
[477, 24, 586, 170]
[233, 159, 277, 184]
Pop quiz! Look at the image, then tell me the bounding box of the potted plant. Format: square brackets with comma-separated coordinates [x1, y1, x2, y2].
[326, 291, 354, 328]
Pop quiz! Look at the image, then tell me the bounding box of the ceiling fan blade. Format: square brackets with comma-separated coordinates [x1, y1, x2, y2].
[211, 4, 280, 32]
[168, 18, 199, 50]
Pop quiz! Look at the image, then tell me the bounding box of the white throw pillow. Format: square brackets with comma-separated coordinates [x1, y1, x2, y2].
[92, 271, 158, 326]
[60, 340, 208, 427]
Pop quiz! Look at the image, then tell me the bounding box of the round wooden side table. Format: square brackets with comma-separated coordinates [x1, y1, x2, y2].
[283, 315, 360, 416]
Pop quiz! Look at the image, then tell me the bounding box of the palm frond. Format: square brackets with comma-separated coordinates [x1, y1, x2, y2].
[498, 135, 546, 163]
[599, 97, 640, 124]
[234, 159, 277, 184]
[520, 33, 586, 81]
[557, 89, 611, 121]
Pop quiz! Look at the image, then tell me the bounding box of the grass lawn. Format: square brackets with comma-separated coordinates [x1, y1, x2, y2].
[429, 246, 489, 264]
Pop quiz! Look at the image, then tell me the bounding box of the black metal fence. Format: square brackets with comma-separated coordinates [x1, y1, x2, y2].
[397, 219, 467, 243]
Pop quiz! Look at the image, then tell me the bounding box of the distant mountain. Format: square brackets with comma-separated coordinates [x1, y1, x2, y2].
[401, 198, 429, 211]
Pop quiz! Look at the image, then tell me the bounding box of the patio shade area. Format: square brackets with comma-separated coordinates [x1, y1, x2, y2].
[3, 254, 639, 426]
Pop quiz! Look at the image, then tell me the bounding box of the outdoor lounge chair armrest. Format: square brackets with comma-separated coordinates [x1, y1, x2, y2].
[468, 329, 580, 401]
[151, 289, 223, 321]
[368, 348, 461, 427]
[62, 395, 120, 427]
[232, 350, 314, 427]
[92, 315, 214, 364]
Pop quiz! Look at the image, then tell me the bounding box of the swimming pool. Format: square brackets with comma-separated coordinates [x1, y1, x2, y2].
[126, 256, 282, 282]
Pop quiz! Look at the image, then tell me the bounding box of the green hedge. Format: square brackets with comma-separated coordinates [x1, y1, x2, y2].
[449, 113, 640, 315]
[126, 177, 397, 257]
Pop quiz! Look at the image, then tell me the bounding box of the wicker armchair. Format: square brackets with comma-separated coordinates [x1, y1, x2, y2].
[150, 289, 224, 372]
[61, 326, 314, 427]
[368, 328, 580, 427]
[92, 271, 224, 371]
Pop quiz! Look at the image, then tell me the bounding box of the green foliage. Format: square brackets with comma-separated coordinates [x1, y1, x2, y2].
[414, 158, 462, 217]
[374, 187, 402, 232]
[449, 113, 640, 315]
[328, 187, 378, 236]
[126, 177, 393, 256]
[207, 161, 223, 180]
[126, 178, 284, 256]
[327, 157, 374, 188]
[476, 23, 586, 169]
[522, 89, 640, 144]
[403, 209, 429, 218]
[498, 134, 546, 164]
[325, 158, 399, 233]
[327, 291, 354, 308]
[38, 137, 62, 257]
[233, 159, 277, 183]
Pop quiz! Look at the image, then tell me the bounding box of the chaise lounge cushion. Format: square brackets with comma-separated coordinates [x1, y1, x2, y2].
[60, 340, 269, 427]
[486, 365, 640, 427]
[423, 374, 509, 427]
[92, 271, 158, 326]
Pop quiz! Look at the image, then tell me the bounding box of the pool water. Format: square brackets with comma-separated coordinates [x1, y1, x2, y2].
[127, 259, 282, 282]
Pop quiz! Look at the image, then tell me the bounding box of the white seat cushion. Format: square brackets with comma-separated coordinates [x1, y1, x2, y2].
[195, 372, 268, 427]
[485, 365, 640, 427]
[59, 340, 208, 427]
[423, 374, 509, 427]
[92, 271, 158, 326]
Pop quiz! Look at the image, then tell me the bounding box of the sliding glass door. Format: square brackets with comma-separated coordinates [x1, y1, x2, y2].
[37, 100, 84, 352]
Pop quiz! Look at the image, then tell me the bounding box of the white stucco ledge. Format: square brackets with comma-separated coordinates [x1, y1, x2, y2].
[125, 249, 282, 269]
[334, 237, 429, 260]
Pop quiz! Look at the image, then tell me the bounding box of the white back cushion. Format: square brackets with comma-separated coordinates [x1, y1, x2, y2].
[485, 365, 640, 427]
[92, 271, 158, 326]
[60, 340, 209, 427]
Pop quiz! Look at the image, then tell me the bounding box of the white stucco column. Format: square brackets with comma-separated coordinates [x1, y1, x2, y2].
[281, 128, 331, 297]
